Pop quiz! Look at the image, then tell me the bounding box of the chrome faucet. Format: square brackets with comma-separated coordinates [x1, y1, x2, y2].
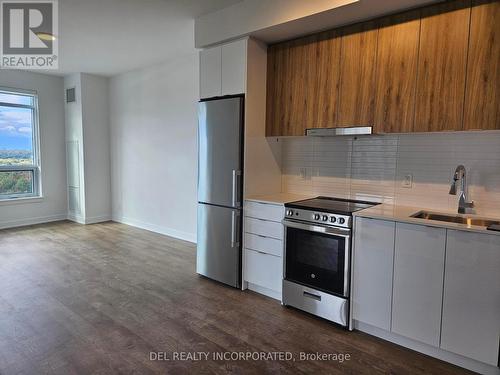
[449, 165, 474, 214]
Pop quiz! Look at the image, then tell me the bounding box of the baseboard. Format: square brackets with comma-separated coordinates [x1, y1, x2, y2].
[354, 320, 500, 375]
[84, 215, 111, 224]
[67, 213, 112, 225]
[247, 282, 282, 301]
[0, 213, 67, 230]
[112, 215, 197, 243]
[67, 213, 85, 224]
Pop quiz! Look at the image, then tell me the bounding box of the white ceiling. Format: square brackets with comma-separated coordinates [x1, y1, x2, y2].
[50, 0, 242, 76]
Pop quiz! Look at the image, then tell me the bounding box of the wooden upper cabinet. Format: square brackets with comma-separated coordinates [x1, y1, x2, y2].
[306, 30, 342, 130]
[266, 32, 341, 136]
[266, 0, 498, 136]
[463, 0, 500, 130]
[374, 11, 420, 133]
[287, 37, 314, 136]
[338, 21, 378, 127]
[414, 1, 471, 132]
[266, 43, 292, 136]
[266, 39, 308, 136]
[265, 44, 281, 136]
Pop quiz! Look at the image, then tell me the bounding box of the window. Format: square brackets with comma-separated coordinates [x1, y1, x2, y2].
[0, 88, 40, 199]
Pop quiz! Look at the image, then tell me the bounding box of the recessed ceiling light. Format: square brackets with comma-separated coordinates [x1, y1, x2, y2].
[35, 32, 56, 41]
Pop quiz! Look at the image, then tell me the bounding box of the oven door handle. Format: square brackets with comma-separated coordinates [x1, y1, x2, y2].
[282, 219, 351, 238]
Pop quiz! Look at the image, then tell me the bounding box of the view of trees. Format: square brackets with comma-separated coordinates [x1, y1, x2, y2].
[0, 150, 32, 165]
[0, 171, 32, 195]
[0, 150, 33, 195]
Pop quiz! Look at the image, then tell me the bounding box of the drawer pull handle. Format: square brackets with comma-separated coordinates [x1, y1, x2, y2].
[257, 251, 267, 255]
[303, 291, 321, 301]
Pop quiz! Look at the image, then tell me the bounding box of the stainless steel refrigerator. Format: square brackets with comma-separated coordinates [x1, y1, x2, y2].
[197, 96, 244, 288]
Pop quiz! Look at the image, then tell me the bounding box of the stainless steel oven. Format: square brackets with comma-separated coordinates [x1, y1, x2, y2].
[281, 197, 380, 328]
[283, 220, 350, 298]
[282, 210, 353, 327]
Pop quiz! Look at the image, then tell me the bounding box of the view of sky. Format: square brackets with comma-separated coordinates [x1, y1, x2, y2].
[0, 93, 34, 152]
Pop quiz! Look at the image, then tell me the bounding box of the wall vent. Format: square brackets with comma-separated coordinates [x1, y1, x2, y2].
[66, 87, 76, 103]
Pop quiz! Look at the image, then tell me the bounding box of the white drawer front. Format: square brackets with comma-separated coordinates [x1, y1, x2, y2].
[244, 233, 283, 257]
[244, 249, 282, 293]
[244, 201, 284, 222]
[244, 217, 284, 240]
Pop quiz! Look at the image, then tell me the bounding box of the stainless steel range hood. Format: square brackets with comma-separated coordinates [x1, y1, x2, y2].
[306, 126, 373, 136]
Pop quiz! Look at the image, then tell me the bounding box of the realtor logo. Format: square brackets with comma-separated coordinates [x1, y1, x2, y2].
[1, 0, 58, 69]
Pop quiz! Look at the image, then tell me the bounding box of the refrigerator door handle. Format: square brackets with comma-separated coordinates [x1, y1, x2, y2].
[232, 170, 242, 208]
[231, 210, 240, 248]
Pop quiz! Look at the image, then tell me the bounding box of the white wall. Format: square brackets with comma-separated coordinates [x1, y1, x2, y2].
[64, 73, 112, 224]
[244, 38, 282, 197]
[81, 74, 111, 222]
[110, 54, 198, 243]
[0, 70, 67, 228]
[64, 73, 86, 221]
[281, 132, 500, 217]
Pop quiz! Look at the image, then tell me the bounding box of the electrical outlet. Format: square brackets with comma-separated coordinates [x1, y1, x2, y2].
[299, 167, 307, 180]
[402, 174, 413, 188]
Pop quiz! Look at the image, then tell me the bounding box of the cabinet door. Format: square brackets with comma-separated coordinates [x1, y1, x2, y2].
[244, 249, 282, 294]
[441, 230, 500, 366]
[374, 11, 420, 133]
[338, 21, 378, 127]
[463, 0, 500, 130]
[307, 30, 342, 130]
[266, 39, 311, 136]
[265, 43, 282, 136]
[221, 39, 247, 96]
[200, 46, 222, 99]
[352, 218, 395, 330]
[266, 32, 341, 136]
[414, 1, 470, 132]
[392, 223, 446, 346]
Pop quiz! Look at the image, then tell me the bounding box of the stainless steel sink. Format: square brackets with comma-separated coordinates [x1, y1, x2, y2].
[411, 211, 500, 227]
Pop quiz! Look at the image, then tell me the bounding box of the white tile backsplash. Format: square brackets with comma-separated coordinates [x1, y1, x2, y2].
[280, 132, 500, 217]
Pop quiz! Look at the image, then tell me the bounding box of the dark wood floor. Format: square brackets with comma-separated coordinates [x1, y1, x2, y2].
[0, 221, 472, 375]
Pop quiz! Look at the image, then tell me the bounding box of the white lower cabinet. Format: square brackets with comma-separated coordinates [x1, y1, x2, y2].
[392, 223, 446, 346]
[353, 217, 500, 371]
[244, 217, 283, 239]
[352, 217, 395, 330]
[440, 230, 500, 366]
[244, 201, 284, 222]
[243, 200, 284, 300]
[244, 249, 282, 294]
[244, 233, 282, 257]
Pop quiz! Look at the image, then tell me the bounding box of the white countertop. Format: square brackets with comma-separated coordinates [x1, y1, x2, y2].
[354, 203, 500, 236]
[245, 193, 314, 206]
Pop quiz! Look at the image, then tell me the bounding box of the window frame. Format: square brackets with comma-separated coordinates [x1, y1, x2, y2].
[0, 87, 41, 200]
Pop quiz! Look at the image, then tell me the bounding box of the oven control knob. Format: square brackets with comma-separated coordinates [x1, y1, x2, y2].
[314, 214, 320, 220]
[287, 210, 294, 216]
[322, 215, 328, 221]
[338, 217, 346, 225]
[330, 216, 337, 223]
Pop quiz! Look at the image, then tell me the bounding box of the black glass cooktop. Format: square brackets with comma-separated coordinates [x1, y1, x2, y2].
[285, 196, 380, 215]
